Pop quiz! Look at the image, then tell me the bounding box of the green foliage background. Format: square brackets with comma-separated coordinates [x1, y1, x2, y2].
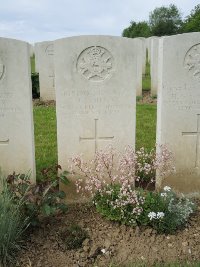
[122, 4, 200, 38]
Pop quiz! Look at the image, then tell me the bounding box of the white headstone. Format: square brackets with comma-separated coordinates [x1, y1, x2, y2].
[150, 37, 160, 96]
[35, 41, 55, 101]
[146, 36, 157, 63]
[157, 32, 200, 194]
[55, 36, 137, 201]
[0, 38, 35, 181]
[29, 43, 34, 57]
[34, 43, 39, 73]
[146, 37, 153, 63]
[136, 38, 143, 96]
[138, 37, 146, 75]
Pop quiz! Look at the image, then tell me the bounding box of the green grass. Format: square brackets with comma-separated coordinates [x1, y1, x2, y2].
[136, 104, 156, 151]
[142, 60, 151, 91]
[33, 106, 57, 179]
[33, 104, 156, 177]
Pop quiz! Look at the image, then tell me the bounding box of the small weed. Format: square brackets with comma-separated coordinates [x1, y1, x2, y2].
[136, 96, 143, 102]
[60, 225, 88, 250]
[6, 168, 69, 226]
[151, 94, 157, 99]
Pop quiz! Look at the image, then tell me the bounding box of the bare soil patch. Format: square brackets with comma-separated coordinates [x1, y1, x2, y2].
[33, 99, 56, 107]
[138, 91, 157, 105]
[17, 201, 200, 267]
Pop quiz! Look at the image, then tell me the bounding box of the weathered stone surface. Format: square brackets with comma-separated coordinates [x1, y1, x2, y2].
[35, 41, 55, 100]
[135, 38, 143, 96]
[156, 32, 200, 194]
[138, 37, 146, 75]
[150, 37, 160, 96]
[0, 37, 35, 181]
[29, 43, 34, 57]
[54, 35, 137, 201]
[146, 36, 154, 63]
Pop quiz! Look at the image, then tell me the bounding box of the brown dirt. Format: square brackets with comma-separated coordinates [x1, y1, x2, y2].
[17, 202, 200, 267]
[137, 91, 157, 105]
[33, 99, 56, 107]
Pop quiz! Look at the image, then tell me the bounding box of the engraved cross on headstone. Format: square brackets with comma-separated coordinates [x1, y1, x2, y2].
[0, 139, 9, 145]
[182, 114, 200, 167]
[79, 119, 114, 153]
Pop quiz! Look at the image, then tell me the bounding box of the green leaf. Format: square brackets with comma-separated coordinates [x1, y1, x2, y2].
[58, 203, 68, 212]
[41, 204, 51, 216]
[57, 191, 66, 199]
[60, 174, 70, 185]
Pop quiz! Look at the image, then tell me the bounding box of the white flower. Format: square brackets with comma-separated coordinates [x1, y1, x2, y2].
[161, 192, 167, 197]
[148, 211, 165, 220]
[148, 211, 157, 220]
[163, 186, 171, 192]
[157, 212, 165, 219]
[101, 248, 106, 254]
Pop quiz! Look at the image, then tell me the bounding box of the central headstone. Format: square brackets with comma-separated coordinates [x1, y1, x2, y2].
[55, 36, 137, 201]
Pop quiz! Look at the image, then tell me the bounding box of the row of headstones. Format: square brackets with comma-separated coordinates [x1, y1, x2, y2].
[34, 37, 146, 100]
[33, 36, 167, 101]
[0, 33, 200, 198]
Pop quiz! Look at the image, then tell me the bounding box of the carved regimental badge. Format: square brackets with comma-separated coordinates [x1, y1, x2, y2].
[184, 43, 200, 80]
[0, 57, 5, 81]
[77, 46, 114, 82]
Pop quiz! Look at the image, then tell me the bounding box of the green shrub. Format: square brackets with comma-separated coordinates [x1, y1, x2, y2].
[31, 72, 40, 99]
[6, 166, 69, 226]
[0, 180, 29, 266]
[60, 224, 88, 250]
[94, 184, 144, 226]
[138, 187, 196, 234]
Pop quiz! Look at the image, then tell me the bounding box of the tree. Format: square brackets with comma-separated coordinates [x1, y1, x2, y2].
[149, 4, 182, 36]
[122, 21, 151, 38]
[182, 4, 200, 33]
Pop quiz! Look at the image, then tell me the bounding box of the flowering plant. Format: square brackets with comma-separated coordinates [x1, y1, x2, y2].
[71, 146, 144, 225]
[70, 145, 177, 227]
[139, 186, 196, 233]
[71, 145, 174, 194]
[135, 145, 175, 189]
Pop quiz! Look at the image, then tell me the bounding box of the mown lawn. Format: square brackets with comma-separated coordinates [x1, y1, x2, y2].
[136, 103, 156, 150]
[33, 106, 58, 180]
[33, 103, 157, 178]
[142, 61, 151, 91]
